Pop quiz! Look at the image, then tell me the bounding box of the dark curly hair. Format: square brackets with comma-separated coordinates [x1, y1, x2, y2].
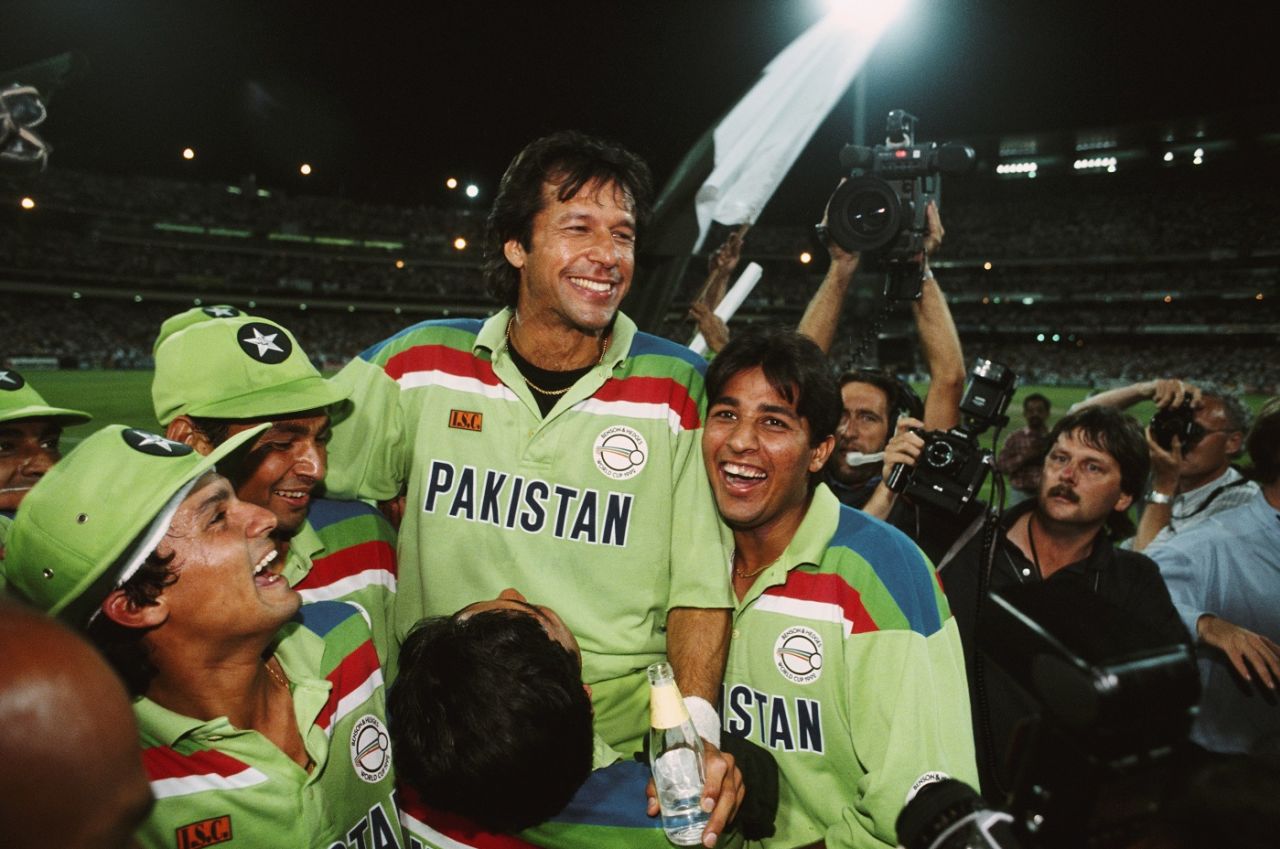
[483, 130, 653, 308]
[84, 550, 177, 697]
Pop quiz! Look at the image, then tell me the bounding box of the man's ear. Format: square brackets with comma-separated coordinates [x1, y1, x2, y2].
[1225, 430, 1244, 458]
[1113, 491, 1134, 514]
[809, 434, 836, 473]
[100, 588, 169, 630]
[503, 238, 526, 269]
[166, 416, 214, 456]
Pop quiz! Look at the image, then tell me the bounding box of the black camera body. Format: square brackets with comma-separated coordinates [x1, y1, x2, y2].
[1150, 399, 1202, 451]
[823, 110, 974, 300]
[886, 360, 1016, 513]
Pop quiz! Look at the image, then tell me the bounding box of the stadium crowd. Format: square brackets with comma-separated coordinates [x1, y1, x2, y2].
[3, 129, 1280, 849]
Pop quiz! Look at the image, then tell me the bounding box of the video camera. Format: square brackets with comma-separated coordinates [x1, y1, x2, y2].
[821, 110, 974, 300]
[897, 583, 1200, 849]
[886, 358, 1016, 513]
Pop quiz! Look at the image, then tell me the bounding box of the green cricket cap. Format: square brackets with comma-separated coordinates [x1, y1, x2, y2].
[152, 304, 245, 354]
[0, 368, 91, 426]
[151, 312, 348, 425]
[2, 423, 267, 628]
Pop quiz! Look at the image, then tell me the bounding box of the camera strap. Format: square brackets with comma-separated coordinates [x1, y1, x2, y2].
[1174, 476, 1251, 522]
[935, 513, 987, 573]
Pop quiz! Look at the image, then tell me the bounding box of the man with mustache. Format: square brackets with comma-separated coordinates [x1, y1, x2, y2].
[936, 405, 1189, 795]
[151, 306, 399, 671]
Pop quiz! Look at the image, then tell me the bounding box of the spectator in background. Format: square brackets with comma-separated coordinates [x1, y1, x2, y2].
[996, 393, 1052, 506]
[0, 600, 152, 849]
[1071, 378, 1256, 550]
[1147, 397, 1280, 759]
[688, 223, 750, 355]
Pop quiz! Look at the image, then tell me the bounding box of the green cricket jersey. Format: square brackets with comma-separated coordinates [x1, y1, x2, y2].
[135, 601, 403, 849]
[285, 498, 400, 679]
[327, 309, 732, 746]
[724, 485, 978, 849]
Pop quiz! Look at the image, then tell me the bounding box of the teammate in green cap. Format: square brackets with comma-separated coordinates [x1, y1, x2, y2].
[151, 307, 400, 673]
[0, 367, 90, 576]
[1, 425, 404, 849]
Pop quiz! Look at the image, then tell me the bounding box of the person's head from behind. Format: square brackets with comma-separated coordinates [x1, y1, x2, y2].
[826, 370, 908, 487]
[389, 589, 593, 833]
[152, 309, 349, 538]
[0, 368, 90, 511]
[0, 600, 152, 849]
[702, 328, 839, 533]
[1023, 392, 1050, 431]
[1037, 406, 1148, 537]
[1245, 396, 1280, 487]
[485, 131, 653, 331]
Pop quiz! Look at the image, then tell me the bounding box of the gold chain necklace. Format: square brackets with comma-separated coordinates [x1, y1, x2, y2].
[505, 318, 610, 396]
[266, 657, 289, 689]
[732, 549, 774, 580]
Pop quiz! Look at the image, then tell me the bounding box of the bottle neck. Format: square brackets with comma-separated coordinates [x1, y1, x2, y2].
[650, 682, 689, 730]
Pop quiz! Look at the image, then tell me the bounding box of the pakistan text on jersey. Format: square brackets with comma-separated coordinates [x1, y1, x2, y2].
[422, 460, 635, 547]
[329, 799, 402, 849]
[724, 683, 824, 754]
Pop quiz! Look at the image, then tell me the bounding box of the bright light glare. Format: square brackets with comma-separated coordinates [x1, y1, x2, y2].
[454, 237, 468, 250]
[983, 261, 993, 271]
[300, 163, 313, 176]
[825, 0, 910, 32]
[395, 259, 406, 269]
[1163, 151, 1174, 162]
[182, 147, 195, 160]
[446, 177, 458, 189]
[799, 251, 812, 264]
[465, 184, 479, 199]
[19, 196, 35, 210]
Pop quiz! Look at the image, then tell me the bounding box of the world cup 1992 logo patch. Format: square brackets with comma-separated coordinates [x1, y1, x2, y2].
[775, 625, 824, 684]
[349, 714, 392, 783]
[593, 425, 648, 480]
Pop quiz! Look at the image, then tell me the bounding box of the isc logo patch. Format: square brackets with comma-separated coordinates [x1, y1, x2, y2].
[449, 409, 483, 432]
[175, 815, 232, 849]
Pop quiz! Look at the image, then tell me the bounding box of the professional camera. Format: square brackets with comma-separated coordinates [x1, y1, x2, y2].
[821, 110, 974, 300]
[886, 359, 1016, 513]
[1150, 399, 1202, 451]
[899, 583, 1200, 849]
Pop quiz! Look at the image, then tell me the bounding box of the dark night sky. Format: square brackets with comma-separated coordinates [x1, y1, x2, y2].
[2, 0, 1272, 219]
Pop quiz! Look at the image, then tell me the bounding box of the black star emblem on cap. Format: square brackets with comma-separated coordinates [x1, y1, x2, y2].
[237, 322, 292, 364]
[0, 369, 25, 391]
[203, 305, 240, 318]
[121, 428, 194, 457]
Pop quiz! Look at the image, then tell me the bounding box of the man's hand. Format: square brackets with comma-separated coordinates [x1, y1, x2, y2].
[646, 739, 744, 848]
[921, 201, 944, 260]
[689, 302, 731, 354]
[1150, 378, 1202, 410]
[880, 416, 925, 482]
[819, 179, 860, 267]
[1144, 427, 1183, 494]
[708, 225, 747, 277]
[1198, 614, 1280, 690]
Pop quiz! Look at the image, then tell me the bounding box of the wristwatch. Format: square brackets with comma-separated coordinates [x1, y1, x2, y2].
[1145, 490, 1174, 505]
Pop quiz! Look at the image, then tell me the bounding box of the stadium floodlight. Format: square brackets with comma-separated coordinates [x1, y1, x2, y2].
[1036, 333, 1045, 342]
[453, 237, 468, 250]
[799, 251, 812, 264]
[395, 259, 405, 269]
[983, 261, 992, 270]
[1163, 151, 1174, 162]
[446, 177, 458, 189]
[182, 147, 195, 160]
[19, 195, 34, 209]
[300, 163, 313, 176]
[465, 183, 479, 199]
[825, 0, 910, 34]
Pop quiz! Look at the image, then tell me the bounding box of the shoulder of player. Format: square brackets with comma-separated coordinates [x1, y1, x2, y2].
[357, 317, 485, 366]
[620, 330, 708, 383]
[306, 497, 393, 536]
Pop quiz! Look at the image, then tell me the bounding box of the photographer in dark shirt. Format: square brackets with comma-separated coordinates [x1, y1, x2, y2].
[928, 406, 1189, 795]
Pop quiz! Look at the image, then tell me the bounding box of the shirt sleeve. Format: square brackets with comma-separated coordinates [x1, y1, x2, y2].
[1147, 540, 1215, 641]
[826, 550, 980, 848]
[326, 354, 409, 501]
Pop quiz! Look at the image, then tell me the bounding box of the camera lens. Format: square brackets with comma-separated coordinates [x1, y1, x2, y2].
[925, 440, 955, 469]
[825, 176, 902, 253]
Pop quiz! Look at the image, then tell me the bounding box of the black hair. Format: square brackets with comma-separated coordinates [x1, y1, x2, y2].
[1047, 406, 1149, 500]
[1246, 397, 1280, 485]
[706, 326, 841, 446]
[84, 550, 177, 697]
[189, 416, 232, 447]
[483, 130, 653, 308]
[1024, 393, 1051, 411]
[388, 610, 594, 833]
[837, 369, 922, 436]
